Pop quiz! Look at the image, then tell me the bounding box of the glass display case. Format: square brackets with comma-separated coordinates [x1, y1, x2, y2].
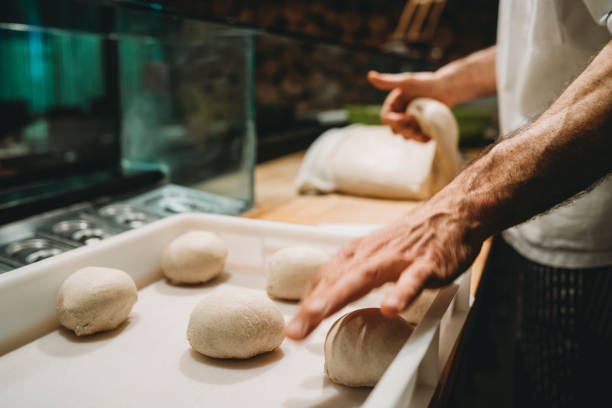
[0, 0, 256, 215]
[115, 8, 255, 207]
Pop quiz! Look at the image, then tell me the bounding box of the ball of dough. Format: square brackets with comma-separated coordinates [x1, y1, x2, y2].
[266, 246, 330, 300]
[324, 308, 415, 387]
[161, 230, 228, 284]
[56, 267, 138, 336]
[187, 288, 285, 359]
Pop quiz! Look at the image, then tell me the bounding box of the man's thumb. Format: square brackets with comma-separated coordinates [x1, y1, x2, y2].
[367, 71, 411, 90]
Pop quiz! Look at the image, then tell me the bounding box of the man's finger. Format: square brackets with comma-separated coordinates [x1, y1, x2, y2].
[311, 264, 388, 318]
[381, 88, 407, 117]
[285, 257, 401, 340]
[382, 113, 431, 142]
[284, 274, 369, 340]
[399, 127, 431, 142]
[284, 266, 342, 340]
[381, 111, 408, 130]
[284, 295, 327, 340]
[380, 261, 431, 317]
[368, 71, 413, 91]
[303, 269, 321, 293]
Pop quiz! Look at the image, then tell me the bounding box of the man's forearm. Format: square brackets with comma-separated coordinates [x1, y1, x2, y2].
[435, 46, 497, 106]
[442, 41, 612, 240]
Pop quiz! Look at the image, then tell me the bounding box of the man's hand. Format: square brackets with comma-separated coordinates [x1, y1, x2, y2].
[368, 46, 497, 141]
[284, 196, 484, 340]
[368, 71, 451, 141]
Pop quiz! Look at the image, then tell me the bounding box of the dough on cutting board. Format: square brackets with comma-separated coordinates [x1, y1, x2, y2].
[266, 246, 330, 301]
[329, 98, 462, 199]
[56, 267, 138, 336]
[187, 288, 285, 359]
[297, 97, 463, 200]
[324, 308, 415, 387]
[161, 230, 228, 284]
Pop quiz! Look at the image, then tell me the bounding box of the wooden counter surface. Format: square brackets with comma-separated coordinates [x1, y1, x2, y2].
[243, 151, 490, 295]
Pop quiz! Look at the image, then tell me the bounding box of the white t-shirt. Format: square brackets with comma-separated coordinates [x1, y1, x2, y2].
[497, 0, 612, 268]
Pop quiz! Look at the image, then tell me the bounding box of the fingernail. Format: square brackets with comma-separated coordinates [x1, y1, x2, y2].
[285, 319, 306, 338]
[383, 296, 401, 311]
[309, 298, 326, 315]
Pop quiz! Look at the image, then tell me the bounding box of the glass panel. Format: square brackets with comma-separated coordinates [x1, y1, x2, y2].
[0, 0, 256, 212]
[0, 22, 120, 187]
[117, 12, 255, 207]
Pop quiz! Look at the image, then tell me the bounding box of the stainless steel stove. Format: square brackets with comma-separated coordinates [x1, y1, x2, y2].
[0, 184, 247, 274]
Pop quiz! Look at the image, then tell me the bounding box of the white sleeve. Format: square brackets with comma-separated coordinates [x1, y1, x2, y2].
[583, 0, 612, 35]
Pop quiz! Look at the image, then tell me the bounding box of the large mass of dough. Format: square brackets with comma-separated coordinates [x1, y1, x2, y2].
[161, 230, 228, 284]
[296, 97, 463, 200]
[56, 267, 138, 336]
[187, 288, 285, 359]
[266, 246, 330, 300]
[324, 308, 415, 387]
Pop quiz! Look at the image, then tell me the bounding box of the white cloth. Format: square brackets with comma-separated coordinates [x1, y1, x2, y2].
[295, 98, 463, 200]
[498, 0, 612, 267]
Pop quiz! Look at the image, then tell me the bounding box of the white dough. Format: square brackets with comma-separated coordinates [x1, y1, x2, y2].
[187, 288, 285, 359]
[406, 97, 463, 192]
[296, 98, 463, 199]
[161, 230, 228, 284]
[328, 125, 437, 199]
[56, 267, 138, 336]
[324, 308, 415, 387]
[266, 246, 330, 300]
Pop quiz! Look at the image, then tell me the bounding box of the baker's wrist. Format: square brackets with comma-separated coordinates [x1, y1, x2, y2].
[431, 68, 463, 107]
[448, 187, 489, 244]
[431, 161, 497, 244]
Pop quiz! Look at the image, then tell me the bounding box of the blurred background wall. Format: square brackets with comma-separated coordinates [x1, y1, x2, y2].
[148, 0, 499, 129]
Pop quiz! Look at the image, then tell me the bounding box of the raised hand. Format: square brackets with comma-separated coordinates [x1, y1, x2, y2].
[368, 70, 454, 142]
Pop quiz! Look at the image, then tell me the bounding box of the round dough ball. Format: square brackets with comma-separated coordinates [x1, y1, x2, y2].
[161, 230, 228, 284]
[187, 288, 285, 359]
[56, 267, 138, 336]
[266, 246, 330, 300]
[324, 308, 415, 387]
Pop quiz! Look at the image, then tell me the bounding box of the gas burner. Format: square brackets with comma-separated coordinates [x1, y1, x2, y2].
[2, 237, 74, 265]
[116, 212, 148, 228]
[26, 248, 63, 263]
[97, 204, 159, 229]
[0, 184, 248, 274]
[98, 204, 133, 217]
[72, 228, 106, 245]
[52, 220, 91, 234]
[45, 217, 121, 246]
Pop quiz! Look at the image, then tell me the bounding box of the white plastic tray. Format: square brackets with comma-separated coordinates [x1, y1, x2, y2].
[0, 213, 470, 407]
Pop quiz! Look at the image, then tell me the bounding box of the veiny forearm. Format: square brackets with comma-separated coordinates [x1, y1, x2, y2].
[435, 46, 497, 106]
[441, 41, 612, 240]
